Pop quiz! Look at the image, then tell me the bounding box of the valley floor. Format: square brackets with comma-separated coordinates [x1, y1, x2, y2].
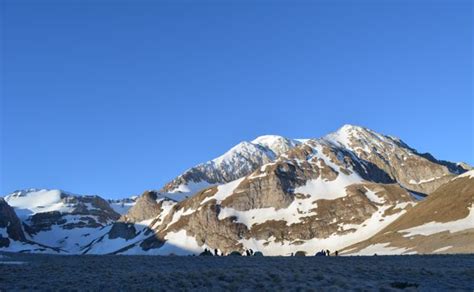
[0, 253, 473, 291]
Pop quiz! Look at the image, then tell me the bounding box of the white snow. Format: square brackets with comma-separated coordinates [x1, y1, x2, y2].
[166, 207, 196, 229]
[350, 243, 414, 256]
[213, 141, 274, 165]
[167, 180, 214, 201]
[294, 171, 362, 201]
[85, 220, 156, 255]
[200, 178, 245, 205]
[32, 223, 107, 253]
[408, 176, 443, 185]
[218, 196, 316, 227]
[109, 200, 136, 215]
[251, 135, 300, 156]
[239, 202, 413, 256]
[4, 189, 73, 220]
[433, 246, 453, 253]
[116, 229, 209, 256]
[364, 187, 385, 204]
[158, 230, 207, 255]
[455, 170, 474, 180]
[399, 206, 474, 237]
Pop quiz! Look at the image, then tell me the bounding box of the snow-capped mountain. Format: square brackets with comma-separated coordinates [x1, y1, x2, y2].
[82, 125, 470, 255]
[0, 198, 60, 253]
[160, 125, 468, 201]
[108, 196, 139, 215]
[1, 125, 471, 256]
[343, 170, 474, 255]
[160, 135, 302, 200]
[3, 189, 121, 253]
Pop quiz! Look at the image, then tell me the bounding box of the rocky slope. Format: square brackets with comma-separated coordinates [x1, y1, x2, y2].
[84, 125, 469, 255]
[3, 189, 121, 253]
[342, 170, 474, 255]
[0, 198, 59, 253]
[108, 196, 138, 215]
[160, 135, 302, 200]
[2, 125, 471, 256]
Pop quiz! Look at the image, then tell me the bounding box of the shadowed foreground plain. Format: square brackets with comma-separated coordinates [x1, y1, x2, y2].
[1, 253, 473, 290]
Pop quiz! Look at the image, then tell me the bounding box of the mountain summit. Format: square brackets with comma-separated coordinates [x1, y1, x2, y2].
[1, 125, 471, 256]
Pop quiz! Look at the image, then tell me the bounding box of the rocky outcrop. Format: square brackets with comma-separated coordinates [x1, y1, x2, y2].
[119, 191, 170, 223]
[3, 189, 122, 253]
[25, 194, 120, 234]
[342, 171, 474, 255]
[146, 140, 418, 255]
[109, 222, 137, 240]
[160, 137, 301, 195]
[323, 125, 465, 194]
[0, 198, 26, 246]
[3, 125, 471, 255]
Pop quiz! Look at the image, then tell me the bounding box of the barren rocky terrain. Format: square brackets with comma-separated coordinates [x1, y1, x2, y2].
[0, 253, 473, 291]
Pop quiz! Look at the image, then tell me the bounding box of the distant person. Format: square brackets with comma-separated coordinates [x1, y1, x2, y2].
[214, 249, 218, 256]
[315, 250, 325, 256]
[335, 250, 339, 256]
[326, 249, 330, 256]
[291, 252, 294, 256]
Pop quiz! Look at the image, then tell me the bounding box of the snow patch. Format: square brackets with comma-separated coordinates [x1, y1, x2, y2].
[4, 189, 73, 220]
[364, 187, 385, 204]
[294, 171, 361, 201]
[200, 178, 245, 205]
[399, 206, 474, 237]
[350, 243, 414, 256]
[455, 170, 474, 180]
[240, 202, 412, 256]
[433, 246, 453, 253]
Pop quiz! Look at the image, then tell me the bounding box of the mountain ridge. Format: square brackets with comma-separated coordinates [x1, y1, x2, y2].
[1, 125, 472, 256]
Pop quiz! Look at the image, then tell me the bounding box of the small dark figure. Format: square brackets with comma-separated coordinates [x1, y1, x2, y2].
[199, 249, 213, 256]
[294, 251, 306, 256]
[290, 252, 294, 256]
[214, 248, 218, 256]
[335, 250, 339, 256]
[249, 249, 254, 255]
[315, 250, 325, 256]
[326, 249, 330, 256]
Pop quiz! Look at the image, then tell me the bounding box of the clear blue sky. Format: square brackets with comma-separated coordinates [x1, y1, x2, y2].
[1, 1, 473, 198]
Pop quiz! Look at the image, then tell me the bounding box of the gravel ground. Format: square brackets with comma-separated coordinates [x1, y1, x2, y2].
[0, 253, 473, 291]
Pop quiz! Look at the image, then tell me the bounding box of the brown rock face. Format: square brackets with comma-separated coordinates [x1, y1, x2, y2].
[109, 222, 137, 240]
[342, 172, 474, 255]
[146, 140, 418, 255]
[88, 126, 469, 256]
[325, 125, 465, 194]
[0, 198, 26, 245]
[26, 194, 121, 234]
[119, 191, 168, 223]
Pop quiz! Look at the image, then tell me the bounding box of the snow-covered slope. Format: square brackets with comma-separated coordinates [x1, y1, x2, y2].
[0, 198, 60, 253]
[159, 135, 302, 200]
[3, 189, 120, 253]
[342, 170, 474, 255]
[322, 125, 468, 193]
[108, 196, 138, 215]
[2, 125, 471, 256]
[94, 125, 468, 256]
